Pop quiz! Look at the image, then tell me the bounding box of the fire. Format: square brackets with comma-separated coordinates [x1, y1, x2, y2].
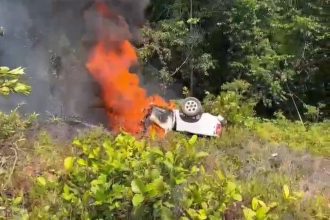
[86, 2, 173, 135]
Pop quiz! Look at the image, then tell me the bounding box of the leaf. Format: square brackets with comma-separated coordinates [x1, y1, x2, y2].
[37, 176, 47, 186]
[258, 199, 267, 208]
[252, 197, 259, 210]
[233, 193, 243, 202]
[198, 209, 207, 220]
[72, 139, 81, 146]
[0, 66, 10, 72]
[283, 184, 290, 199]
[216, 170, 225, 181]
[145, 177, 166, 197]
[268, 202, 278, 209]
[161, 206, 174, 220]
[132, 194, 144, 207]
[196, 152, 209, 159]
[165, 151, 174, 163]
[243, 208, 256, 220]
[9, 67, 24, 75]
[293, 191, 304, 199]
[188, 135, 198, 145]
[13, 196, 23, 205]
[256, 206, 270, 220]
[77, 159, 87, 166]
[64, 157, 74, 172]
[226, 181, 237, 193]
[13, 83, 31, 95]
[0, 86, 10, 95]
[131, 179, 145, 194]
[150, 148, 164, 156]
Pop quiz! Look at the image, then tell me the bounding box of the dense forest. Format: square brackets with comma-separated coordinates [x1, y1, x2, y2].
[140, 0, 329, 120]
[0, 0, 329, 219]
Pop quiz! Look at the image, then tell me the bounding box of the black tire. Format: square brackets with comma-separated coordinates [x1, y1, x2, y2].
[181, 97, 202, 117]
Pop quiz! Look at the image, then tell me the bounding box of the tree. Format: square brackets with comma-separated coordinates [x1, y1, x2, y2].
[139, 0, 215, 97]
[141, 0, 329, 119]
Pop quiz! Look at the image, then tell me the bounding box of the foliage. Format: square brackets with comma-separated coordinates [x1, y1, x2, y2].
[0, 109, 37, 140]
[0, 113, 329, 219]
[252, 118, 330, 157]
[203, 80, 257, 124]
[0, 67, 31, 96]
[243, 197, 278, 220]
[143, 0, 329, 119]
[52, 133, 242, 219]
[139, 5, 215, 95]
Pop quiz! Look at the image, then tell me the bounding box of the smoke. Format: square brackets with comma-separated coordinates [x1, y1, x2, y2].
[0, 0, 149, 124]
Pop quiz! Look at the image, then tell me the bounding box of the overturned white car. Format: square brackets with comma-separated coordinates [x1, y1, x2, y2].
[144, 97, 226, 137]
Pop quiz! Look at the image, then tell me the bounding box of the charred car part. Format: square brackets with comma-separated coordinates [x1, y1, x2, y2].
[145, 97, 226, 137]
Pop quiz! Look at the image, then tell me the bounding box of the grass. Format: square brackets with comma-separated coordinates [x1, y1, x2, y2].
[0, 111, 329, 219]
[252, 119, 330, 157]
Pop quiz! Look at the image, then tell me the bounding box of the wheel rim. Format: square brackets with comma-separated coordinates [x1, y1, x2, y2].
[184, 100, 198, 114]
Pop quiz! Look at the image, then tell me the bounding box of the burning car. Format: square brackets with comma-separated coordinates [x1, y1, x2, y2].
[144, 97, 226, 137]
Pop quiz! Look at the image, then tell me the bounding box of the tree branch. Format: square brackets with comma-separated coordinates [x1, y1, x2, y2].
[170, 53, 191, 76]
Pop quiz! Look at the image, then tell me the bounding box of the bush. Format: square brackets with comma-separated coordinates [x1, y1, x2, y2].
[29, 133, 242, 219]
[0, 110, 37, 140]
[0, 66, 31, 96]
[203, 80, 257, 125]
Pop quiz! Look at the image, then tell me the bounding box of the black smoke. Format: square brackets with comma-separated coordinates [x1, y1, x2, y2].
[0, 0, 149, 124]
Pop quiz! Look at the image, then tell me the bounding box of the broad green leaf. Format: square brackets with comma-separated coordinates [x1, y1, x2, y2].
[131, 179, 145, 194]
[13, 196, 23, 205]
[64, 157, 74, 172]
[226, 181, 237, 193]
[165, 151, 174, 163]
[188, 135, 198, 145]
[72, 139, 81, 146]
[0, 66, 10, 72]
[145, 177, 166, 196]
[77, 159, 87, 166]
[243, 208, 256, 220]
[0, 86, 10, 95]
[150, 148, 164, 156]
[132, 194, 144, 207]
[256, 206, 270, 220]
[160, 206, 174, 220]
[258, 199, 267, 208]
[9, 67, 25, 75]
[37, 176, 47, 186]
[198, 209, 207, 220]
[13, 83, 31, 95]
[252, 197, 259, 210]
[233, 193, 243, 202]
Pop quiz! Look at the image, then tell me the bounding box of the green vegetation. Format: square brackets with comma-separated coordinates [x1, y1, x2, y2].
[142, 0, 329, 119]
[0, 112, 329, 219]
[0, 67, 31, 96]
[1, 0, 329, 219]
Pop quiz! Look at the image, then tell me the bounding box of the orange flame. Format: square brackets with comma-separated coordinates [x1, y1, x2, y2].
[86, 3, 173, 135]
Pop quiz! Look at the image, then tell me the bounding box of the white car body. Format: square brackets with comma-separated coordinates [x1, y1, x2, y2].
[146, 107, 225, 137]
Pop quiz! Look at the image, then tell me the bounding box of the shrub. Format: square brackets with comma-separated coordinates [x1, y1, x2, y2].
[42, 133, 242, 219]
[203, 80, 257, 125]
[0, 110, 37, 140]
[0, 66, 31, 96]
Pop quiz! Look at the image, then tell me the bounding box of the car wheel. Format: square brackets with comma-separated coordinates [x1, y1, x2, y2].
[181, 97, 202, 117]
